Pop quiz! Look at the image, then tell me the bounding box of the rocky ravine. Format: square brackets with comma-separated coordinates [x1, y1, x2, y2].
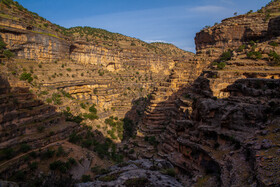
[0, 0, 280, 187]
[135, 1, 280, 186]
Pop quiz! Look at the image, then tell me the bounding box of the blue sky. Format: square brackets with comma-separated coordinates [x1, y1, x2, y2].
[17, 0, 271, 52]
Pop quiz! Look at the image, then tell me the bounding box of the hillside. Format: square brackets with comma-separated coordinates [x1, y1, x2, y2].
[0, 0, 280, 186]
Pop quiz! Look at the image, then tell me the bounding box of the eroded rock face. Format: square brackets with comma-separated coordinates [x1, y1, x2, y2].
[76, 159, 183, 187]
[268, 16, 280, 37]
[195, 1, 280, 58]
[195, 14, 268, 55]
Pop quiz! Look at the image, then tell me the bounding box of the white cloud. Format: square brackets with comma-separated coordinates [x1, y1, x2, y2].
[190, 5, 228, 13]
[145, 40, 168, 43]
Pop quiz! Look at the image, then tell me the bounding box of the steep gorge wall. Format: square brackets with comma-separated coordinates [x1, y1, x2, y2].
[195, 2, 280, 58]
[136, 2, 280, 186]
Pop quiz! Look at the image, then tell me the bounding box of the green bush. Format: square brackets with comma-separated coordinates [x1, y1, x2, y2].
[81, 175, 91, 182]
[236, 44, 246, 52]
[80, 103, 86, 109]
[46, 98, 52, 104]
[161, 168, 176, 177]
[3, 50, 14, 59]
[220, 50, 232, 62]
[20, 72, 33, 83]
[268, 51, 280, 65]
[41, 148, 55, 159]
[29, 162, 38, 171]
[64, 111, 84, 124]
[89, 104, 97, 114]
[144, 136, 158, 146]
[56, 146, 66, 156]
[0, 39, 7, 50]
[269, 41, 278, 47]
[69, 132, 82, 143]
[52, 93, 62, 105]
[124, 178, 148, 186]
[247, 51, 262, 59]
[49, 160, 71, 173]
[1, 148, 14, 160]
[68, 157, 77, 165]
[217, 62, 226, 70]
[83, 113, 98, 120]
[123, 118, 134, 138]
[37, 126, 45, 133]
[20, 143, 31, 153]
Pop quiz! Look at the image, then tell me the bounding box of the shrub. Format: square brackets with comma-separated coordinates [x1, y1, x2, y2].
[144, 136, 158, 146]
[81, 175, 91, 182]
[236, 44, 246, 52]
[3, 50, 14, 59]
[60, 90, 72, 98]
[68, 157, 77, 165]
[80, 103, 86, 109]
[217, 62, 226, 70]
[161, 168, 176, 177]
[247, 51, 262, 59]
[20, 72, 33, 83]
[46, 98, 52, 104]
[1, 148, 14, 160]
[66, 68, 71, 72]
[29, 151, 37, 158]
[56, 146, 66, 157]
[269, 41, 278, 47]
[89, 104, 97, 114]
[0, 39, 7, 50]
[124, 178, 148, 186]
[13, 171, 25, 182]
[49, 160, 70, 173]
[268, 51, 280, 65]
[42, 149, 55, 159]
[82, 139, 93, 148]
[220, 50, 232, 62]
[20, 143, 31, 153]
[52, 93, 62, 105]
[83, 113, 98, 120]
[99, 172, 120, 182]
[29, 162, 38, 171]
[69, 132, 82, 143]
[37, 126, 45, 133]
[123, 118, 134, 138]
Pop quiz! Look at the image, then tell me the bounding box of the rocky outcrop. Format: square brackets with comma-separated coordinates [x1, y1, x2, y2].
[195, 1, 280, 58]
[268, 16, 280, 37]
[76, 159, 183, 187]
[0, 74, 78, 177]
[137, 2, 280, 186]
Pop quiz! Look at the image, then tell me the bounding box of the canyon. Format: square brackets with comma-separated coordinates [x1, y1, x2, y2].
[0, 0, 280, 186]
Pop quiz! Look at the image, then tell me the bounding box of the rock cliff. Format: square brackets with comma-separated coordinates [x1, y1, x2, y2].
[0, 0, 280, 186]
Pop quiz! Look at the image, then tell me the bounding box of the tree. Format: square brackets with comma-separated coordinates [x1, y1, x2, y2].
[234, 12, 238, 16]
[3, 50, 14, 59]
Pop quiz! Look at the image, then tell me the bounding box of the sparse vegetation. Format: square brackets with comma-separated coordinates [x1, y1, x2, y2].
[247, 51, 262, 60]
[3, 49, 14, 59]
[124, 177, 148, 187]
[220, 50, 233, 62]
[268, 50, 280, 65]
[20, 72, 33, 83]
[161, 168, 176, 177]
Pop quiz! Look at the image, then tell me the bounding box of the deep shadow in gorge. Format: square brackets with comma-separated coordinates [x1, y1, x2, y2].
[122, 66, 280, 186]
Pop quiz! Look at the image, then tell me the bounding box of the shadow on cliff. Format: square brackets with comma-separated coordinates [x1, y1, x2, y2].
[122, 66, 279, 185]
[0, 75, 80, 185]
